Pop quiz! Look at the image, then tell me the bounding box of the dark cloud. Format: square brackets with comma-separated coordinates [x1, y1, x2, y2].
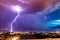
[0, 0, 60, 31]
[52, 25, 60, 29]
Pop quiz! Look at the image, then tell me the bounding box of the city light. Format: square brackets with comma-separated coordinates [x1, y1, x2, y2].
[12, 37, 19, 40]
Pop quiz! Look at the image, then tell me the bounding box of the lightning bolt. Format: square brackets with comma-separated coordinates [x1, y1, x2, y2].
[10, 13, 20, 32]
[0, 4, 21, 32]
[10, 5, 22, 32]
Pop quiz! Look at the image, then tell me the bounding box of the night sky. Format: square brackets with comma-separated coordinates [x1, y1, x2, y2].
[0, 0, 60, 32]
